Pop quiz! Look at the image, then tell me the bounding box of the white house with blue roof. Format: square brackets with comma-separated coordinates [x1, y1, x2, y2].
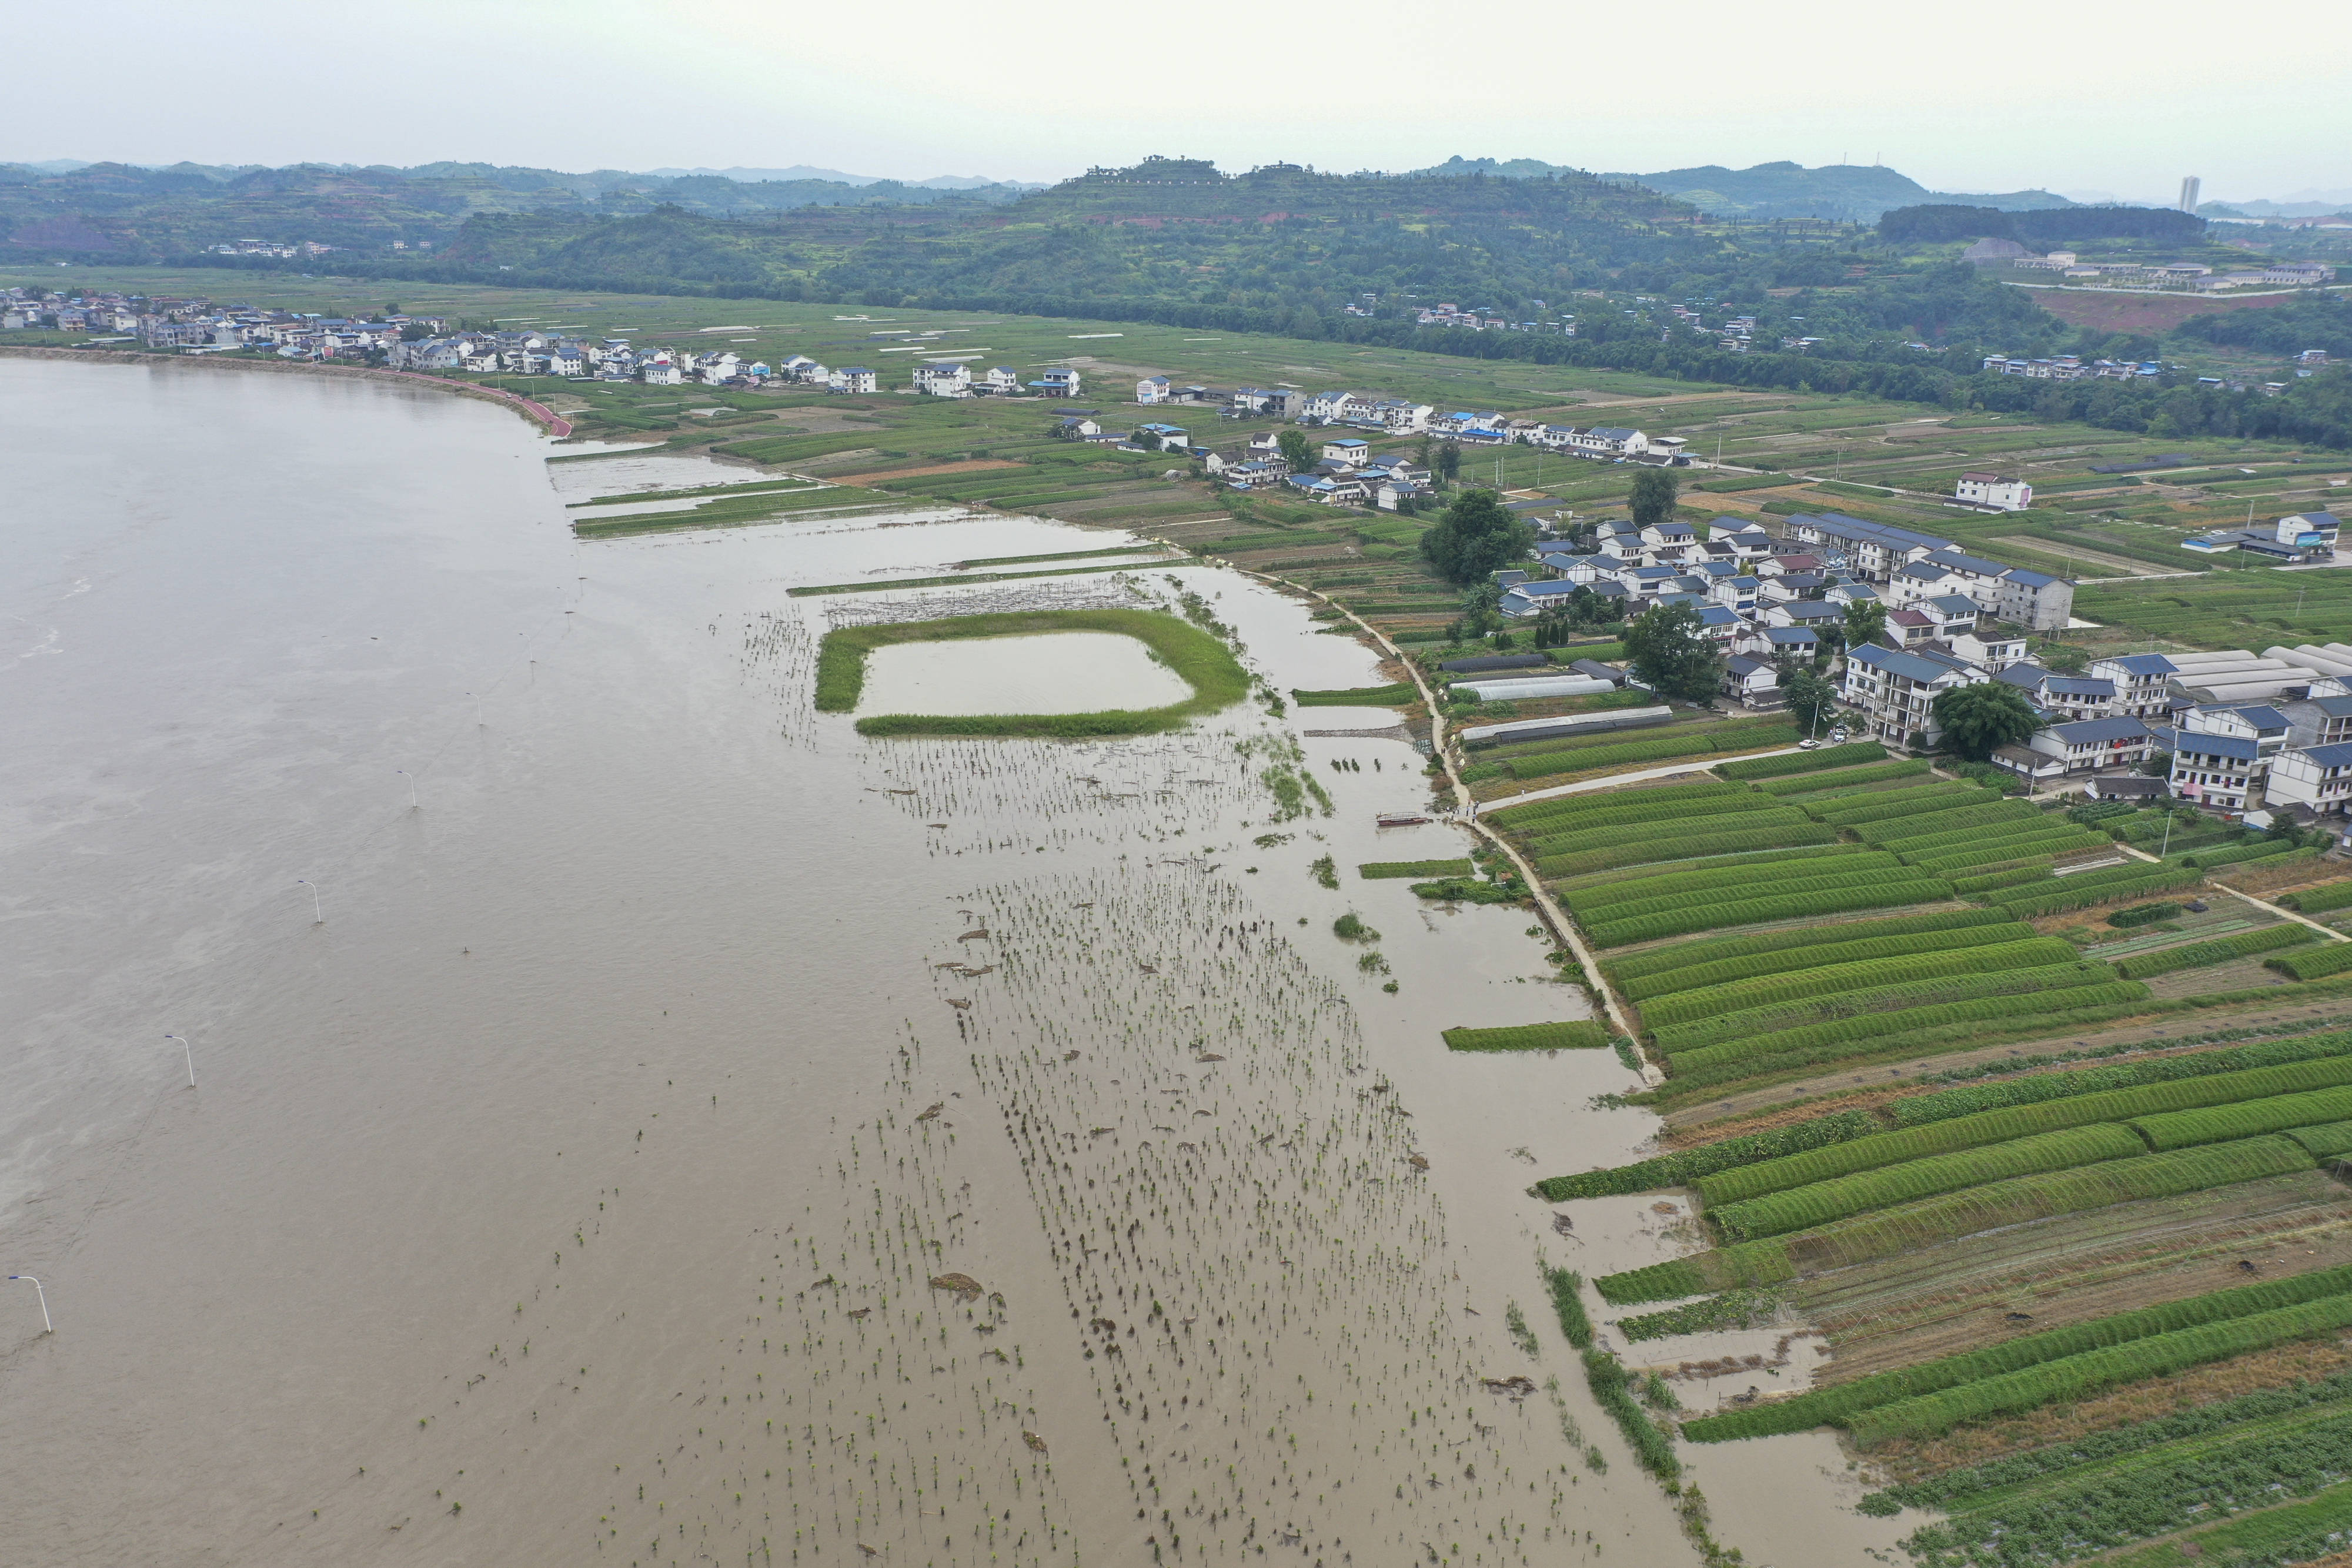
[2269, 740, 2352, 817]
[1843, 643, 1987, 747]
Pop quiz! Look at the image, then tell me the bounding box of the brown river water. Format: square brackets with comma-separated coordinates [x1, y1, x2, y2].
[0, 357, 1914, 1566]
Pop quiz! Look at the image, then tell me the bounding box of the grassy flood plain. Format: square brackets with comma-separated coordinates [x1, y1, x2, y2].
[814, 608, 1249, 738]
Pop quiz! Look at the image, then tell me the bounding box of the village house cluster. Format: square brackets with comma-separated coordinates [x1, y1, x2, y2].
[2, 286, 427, 357]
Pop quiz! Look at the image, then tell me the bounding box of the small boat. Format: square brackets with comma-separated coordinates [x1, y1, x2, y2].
[1376, 811, 1431, 828]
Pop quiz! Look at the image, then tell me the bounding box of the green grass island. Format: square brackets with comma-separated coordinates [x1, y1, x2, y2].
[814, 608, 1250, 738]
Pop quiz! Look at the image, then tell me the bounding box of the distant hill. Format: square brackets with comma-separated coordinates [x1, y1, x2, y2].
[1417, 156, 2073, 223]
[642, 165, 1042, 191]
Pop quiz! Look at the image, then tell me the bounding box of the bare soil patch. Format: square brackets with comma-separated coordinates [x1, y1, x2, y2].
[831, 459, 1025, 482]
[2023, 285, 2303, 336]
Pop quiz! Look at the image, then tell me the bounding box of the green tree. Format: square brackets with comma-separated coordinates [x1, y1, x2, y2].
[1419, 489, 1535, 584]
[1780, 666, 1839, 734]
[1621, 601, 1725, 703]
[1628, 469, 1680, 530]
[1276, 429, 1317, 473]
[1436, 440, 1462, 484]
[1930, 681, 2043, 761]
[1840, 598, 1888, 651]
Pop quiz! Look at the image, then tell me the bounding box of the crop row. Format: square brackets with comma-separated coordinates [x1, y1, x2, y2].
[1567, 851, 1901, 913]
[1585, 878, 1955, 948]
[1621, 921, 2033, 1002]
[1577, 865, 1916, 929]
[1853, 801, 2037, 846]
[1643, 938, 2078, 1031]
[1441, 1021, 1609, 1052]
[2290, 1121, 2352, 1157]
[1875, 811, 2060, 858]
[2113, 923, 2317, 978]
[1755, 759, 1930, 795]
[1992, 865, 2205, 917]
[1681, 1265, 2352, 1440]
[1514, 793, 1788, 848]
[1813, 784, 2002, 827]
[2273, 942, 2352, 981]
[1949, 864, 2060, 896]
[1605, 908, 2010, 981]
[1914, 828, 2117, 874]
[1524, 804, 1802, 858]
[2284, 880, 2352, 914]
[1847, 1289, 2352, 1445]
[1488, 778, 1742, 831]
[1709, 1124, 2147, 1242]
[1701, 1053, 2352, 1205]
[1504, 724, 1800, 780]
[1536, 823, 1839, 881]
[1556, 842, 1870, 893]
[2102, 1481, 2352, 1568]
[1668, 973, 2141, 1074]
[2133, 1084, 2352, 1150]
[2180, 840, 2322, 871]
[1529, 1110, 1877, 1202]
[1715, 741, 1889, 780]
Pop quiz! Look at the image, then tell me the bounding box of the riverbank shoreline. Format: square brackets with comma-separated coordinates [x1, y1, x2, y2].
[0, 343, 574, 435]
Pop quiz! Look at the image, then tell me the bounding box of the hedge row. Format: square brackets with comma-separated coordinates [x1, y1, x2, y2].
[2113, 923, 2318, 978]
[1682, 1266, 2352, 1440]
[1605, 907, 2012, 982]
[1665, 964, 2122, 1067]
[1621, 921, 2035, 1002]
[1608, 1136, 2311, 1303]
[1992, 866, 2204, 917]
[2283, 880, 2352, 914]
[2273, 942, 2352, 981]
[1756, 759, 1930, 795]
[1488, 778, 1742, 831]
[1585, 878, 1956, 948]
[1536, 823, 1839, 881]
[1529, 1109, 1878, 1202]
[1706, 1053, 2352, 1204]
[1847, 1289, 2352, 1446]
[1643, 937, 2077, 1031]
[1567, 851, 1902, 912]
[1715, 741, 1889, 780]
[1442, 1021, 1611, 1052]
[1359, 859, 1474, 880]
[1706, 1125, 2149, 1242]
[1505, 724, 1801, 780]
[2132, 1084, 2352, 1151]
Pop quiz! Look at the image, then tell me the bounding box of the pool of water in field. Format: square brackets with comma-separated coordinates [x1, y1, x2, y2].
[856, 630, 1194, 716]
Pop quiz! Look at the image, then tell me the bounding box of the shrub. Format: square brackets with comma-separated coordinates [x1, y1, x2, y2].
[1582, 1348, 1681, 1479]
[2130, 1083, 2352, 1149]
[1706, 1125, 2149, 1242]
[1586, 878, 1955, 947]
[1846, 1289, 2352, 1446]
[1682, 1265, 2352, 1441]
[1542, 1265, 1594, 1349]
[2283, 880, 2352, 914]
[2272, 942, 2352, 981]
[2109, 901, 2184, 928]
[1663, 963, 2122, 1064]
[1531, 1109, 1879, 1202]
[1606, 907, 2011, 981]
[1537, 822, 1840, 880]
[1622, 921, 2034, 1002]
[1443, 1021, 1609, 1051]
[1756, 759, 1932, 795]
[1642, 937, 2076, 1030]
[1359, 859, 1474, 880]
[1707, 1052, 2352, 1203]
[2113, 923, 2317, 978]
[1716, 741, 1888, 780]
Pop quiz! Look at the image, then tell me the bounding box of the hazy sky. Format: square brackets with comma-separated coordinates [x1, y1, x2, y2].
[8, 0, 2346, 202]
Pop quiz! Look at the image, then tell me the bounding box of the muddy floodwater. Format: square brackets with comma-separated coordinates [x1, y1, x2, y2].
[0, 355, 1910, 1566]
[856, 633, 1194, 717]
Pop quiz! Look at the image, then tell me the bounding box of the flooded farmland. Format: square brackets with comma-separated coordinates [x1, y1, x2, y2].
[0, 356, 1902, 1566]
